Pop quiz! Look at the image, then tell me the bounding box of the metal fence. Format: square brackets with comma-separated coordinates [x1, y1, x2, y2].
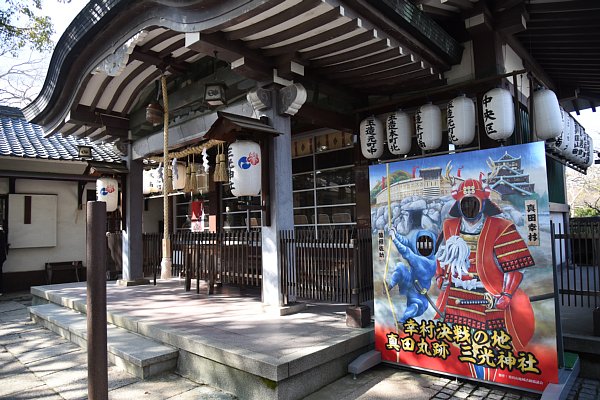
[279, 228, 373, 305]
[552, 219, 600, 308]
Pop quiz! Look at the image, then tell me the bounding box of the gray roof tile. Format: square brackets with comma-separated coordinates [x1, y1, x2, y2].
[0, 106, 123, 164]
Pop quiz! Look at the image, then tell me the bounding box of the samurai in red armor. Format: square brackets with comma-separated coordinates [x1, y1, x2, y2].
[435, 178, 535, 352]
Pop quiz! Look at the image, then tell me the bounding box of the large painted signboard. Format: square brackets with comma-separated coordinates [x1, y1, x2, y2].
[370, 142, 558, 392]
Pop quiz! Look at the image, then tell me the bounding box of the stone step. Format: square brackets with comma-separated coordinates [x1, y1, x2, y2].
[29, 303, 178, 379]
[30, 283, 374, 400]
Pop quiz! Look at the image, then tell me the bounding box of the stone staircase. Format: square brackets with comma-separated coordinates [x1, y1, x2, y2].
[28, 283, 374, 400]
[29, 303, 178, 379]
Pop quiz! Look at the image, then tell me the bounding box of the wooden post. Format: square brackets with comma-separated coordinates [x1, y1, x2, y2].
[87, 201, 108, 400]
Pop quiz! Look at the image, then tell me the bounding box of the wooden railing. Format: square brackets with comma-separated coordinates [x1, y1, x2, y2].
[136, 228, 374, 305]
[279, 228, 373, 304]
[142, 231, 262, 291]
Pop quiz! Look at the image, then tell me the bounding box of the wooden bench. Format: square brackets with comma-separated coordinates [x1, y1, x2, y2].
[45, 261, 84, 284]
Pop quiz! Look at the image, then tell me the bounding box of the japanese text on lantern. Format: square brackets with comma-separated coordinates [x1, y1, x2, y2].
[365, 118, 378, 155]
[387, 114, 399, 153]
[482, 94, 498, 137]
[525, 200, 540, 246]
[415, 108, 425, 149]
[447, 101, 458, 143]
[385, 318, 541, 375]
[378, 230, 385, 260]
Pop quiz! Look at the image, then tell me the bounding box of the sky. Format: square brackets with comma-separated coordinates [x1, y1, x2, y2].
[1, 0, 599, 143]
[0, 0, 88, 106]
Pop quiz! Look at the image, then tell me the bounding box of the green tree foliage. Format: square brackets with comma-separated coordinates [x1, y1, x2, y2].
[0, 0, 56, 56]
[574, 206, 600, 218]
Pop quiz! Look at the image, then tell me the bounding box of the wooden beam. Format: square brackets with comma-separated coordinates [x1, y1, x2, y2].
[528, 0, 600, 13]
[351, 68, 437, 89]
[224, 0, 322, 41]
[60, 124, 80, 137]
[275, 59, 305, 80]
[294, 103, 354, 131]
[139, 30, 179, 53]
[359, 73, 445, 95]
[106, 63, 149, 112]
[524, 30, 600, 37]
[66, 106, 130, 130]
[417, 4, 457, 18]
[230, 57, 272, 81]
[310, 39, 392, 68]
[525, 11, 597, 22]
[299, 30, 378, 60]
[74, 126, 100, 139]
[321, 54, 415, 79]
[315, 49, 411, 75]
[495, 4, 528, 35]
[130, 48, 187, 74]
[492, 0, 523, 12]
[245, 7, 345, 49]
[335, 61, 425, 84]
[441, 0, 473, 10]
[526, 21, 598, 30]
[90, 75, 112, 111]
[185, 32, 247, 64]
[572, 100, 580, 115]
[262, 19, 360, 57]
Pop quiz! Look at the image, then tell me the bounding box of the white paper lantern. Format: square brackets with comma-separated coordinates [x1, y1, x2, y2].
[555, 111, 574, 159]
[360, 116, 384, 158]
[143, 170, 152, 195]
[415, 103, 442, 150]
[532, 89, 562, 140]
[545, 108, 565, 153]
[567, 124, 584, 163]
[172, 163, 186, 191]
[584, 134, 595, 168]
[143, 169, 162, 194]
[96, 177, 118, 212]
[386, 110, 412, 155]
[481, 88, 514, 141]
[228, 140, 261, 197]
[447, 95, 475, 146]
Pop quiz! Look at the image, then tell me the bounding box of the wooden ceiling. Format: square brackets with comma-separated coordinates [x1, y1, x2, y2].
[415, 0, 600, 113]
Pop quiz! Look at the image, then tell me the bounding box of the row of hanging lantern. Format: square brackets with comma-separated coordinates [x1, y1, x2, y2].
[142, 140, 262, 197]
[360, 87, 595, 170]
[537, 89, 595, 169]
[360, 91, 499, 159]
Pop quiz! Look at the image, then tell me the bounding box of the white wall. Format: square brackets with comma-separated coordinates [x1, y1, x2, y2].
[502, 44, 531, 99]
[143, 197, 163, 233]
[443, 41, 474, 85]
[2, 179, 95, 273]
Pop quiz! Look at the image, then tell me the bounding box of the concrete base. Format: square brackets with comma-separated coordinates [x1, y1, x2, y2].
[348, 350, 381, 377]
[160, 258, 172, 280]
[30, 282, 375, 400]
[117, 278, 151, 287]
[346, 305, 371, 328]
[541, 356, 580, 400]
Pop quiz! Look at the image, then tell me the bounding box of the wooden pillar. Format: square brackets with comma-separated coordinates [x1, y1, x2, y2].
[120, 145, 147, 285]
[467, 6, 505, 150]
[260, 85, 294, 307]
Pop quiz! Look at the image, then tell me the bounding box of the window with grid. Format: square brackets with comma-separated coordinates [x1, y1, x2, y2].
[221, 184, 262, 230]
[292, 131, 356, 230]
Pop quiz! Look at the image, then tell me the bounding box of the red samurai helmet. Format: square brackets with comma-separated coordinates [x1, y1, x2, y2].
[451, 178, 491, 202]
[450, 178, 499, 221]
